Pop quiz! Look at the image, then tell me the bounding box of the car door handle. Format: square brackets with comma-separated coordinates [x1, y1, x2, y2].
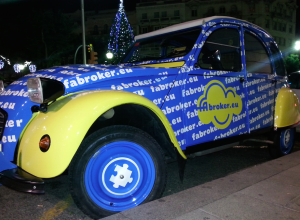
[272, 79, 277, 84]
[240, 77, 245, 83]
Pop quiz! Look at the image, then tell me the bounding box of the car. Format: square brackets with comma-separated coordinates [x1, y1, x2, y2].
[0, 16, 299, 219]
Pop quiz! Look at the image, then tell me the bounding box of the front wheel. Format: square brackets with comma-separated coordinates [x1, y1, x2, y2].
[69, 125, 167, 219]
[269, 128, 295, 158]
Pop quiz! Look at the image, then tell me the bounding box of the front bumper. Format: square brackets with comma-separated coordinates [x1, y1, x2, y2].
[0, 167, 44, 194]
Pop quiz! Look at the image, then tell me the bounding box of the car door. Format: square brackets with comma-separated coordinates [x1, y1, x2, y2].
[183, 24, 248, 148]
[243, 28, 275, 131]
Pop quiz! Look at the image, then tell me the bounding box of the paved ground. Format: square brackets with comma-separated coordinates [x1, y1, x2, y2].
[0, 145, 274, 220]
[103, 151, 300, 220]
[1, 145, 300, 220]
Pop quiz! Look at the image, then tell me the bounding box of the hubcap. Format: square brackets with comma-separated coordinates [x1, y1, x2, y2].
[102, 157, 141, 196]
[84, 141, 155, 212]
[280, 129, 294, 155]
[283, 130, 291, 147]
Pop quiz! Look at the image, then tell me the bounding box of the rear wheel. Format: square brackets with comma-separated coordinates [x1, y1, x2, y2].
[269, 128, 295, 158]
[69, 125, 167, 219]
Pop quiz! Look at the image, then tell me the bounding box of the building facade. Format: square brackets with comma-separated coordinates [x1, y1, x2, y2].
[66, 0, 297, 56]
[136, 0, 298, 54]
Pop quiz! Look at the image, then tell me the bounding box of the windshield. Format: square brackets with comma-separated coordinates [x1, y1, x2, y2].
[121, 28, 201, 64]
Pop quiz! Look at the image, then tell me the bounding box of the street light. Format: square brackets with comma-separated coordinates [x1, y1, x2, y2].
[106, 51, 113, 59]
[295, 41, 300, 51]
[81, 0, 86, 65]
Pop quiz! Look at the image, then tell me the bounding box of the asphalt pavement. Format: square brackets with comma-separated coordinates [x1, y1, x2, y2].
[1, 146, 300, 220]
[103, 150, 300, 220]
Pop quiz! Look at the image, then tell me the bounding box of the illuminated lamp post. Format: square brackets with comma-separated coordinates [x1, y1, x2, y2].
[295, 41, 300, 51]
[106, 51, 113, 59]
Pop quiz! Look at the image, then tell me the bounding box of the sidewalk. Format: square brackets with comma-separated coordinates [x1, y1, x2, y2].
[103, 151, 300, 220]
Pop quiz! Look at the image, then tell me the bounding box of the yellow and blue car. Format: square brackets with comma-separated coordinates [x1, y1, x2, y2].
[0, 16, 299, 219]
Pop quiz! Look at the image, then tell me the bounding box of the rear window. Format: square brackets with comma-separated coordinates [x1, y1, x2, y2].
[244, 32, 272, 74]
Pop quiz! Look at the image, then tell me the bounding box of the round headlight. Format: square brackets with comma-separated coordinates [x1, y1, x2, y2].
[27, 77, 65, 104]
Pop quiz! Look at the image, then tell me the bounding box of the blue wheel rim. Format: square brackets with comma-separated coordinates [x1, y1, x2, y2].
[85, 141, 156, 212]
[280, 129, 294, 155]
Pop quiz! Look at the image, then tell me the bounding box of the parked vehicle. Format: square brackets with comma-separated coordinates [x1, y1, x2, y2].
[0, 16, 299, 219]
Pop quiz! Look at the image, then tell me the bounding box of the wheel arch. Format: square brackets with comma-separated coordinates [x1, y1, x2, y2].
[274, 87, 300, 128]
[17, 90, 186, 178]
[85, 103, 178, 161]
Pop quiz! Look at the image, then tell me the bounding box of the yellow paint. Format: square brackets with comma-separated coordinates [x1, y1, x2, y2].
[39, 195, 73, 220]
[140, 61, 185, 68]
[17, 90, 186, 178]
[274, 87, 300, 128]
[197, 80, 242, 129]
[17, 112, 38, 168]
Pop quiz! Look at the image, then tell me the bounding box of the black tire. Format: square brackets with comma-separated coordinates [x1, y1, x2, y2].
[69, 125, 167, 219]
[269, 128, 295, 158]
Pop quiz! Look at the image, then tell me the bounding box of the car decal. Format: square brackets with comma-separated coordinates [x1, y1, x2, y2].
[197, 80, 242, 129]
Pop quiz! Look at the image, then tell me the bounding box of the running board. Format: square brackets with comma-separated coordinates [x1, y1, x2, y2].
[187, 138, 274, 158]
[189, 142, 239, 157]
[241, 139, 274, 146]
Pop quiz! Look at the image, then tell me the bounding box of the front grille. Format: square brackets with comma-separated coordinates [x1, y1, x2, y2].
[0, 108, 8, 140]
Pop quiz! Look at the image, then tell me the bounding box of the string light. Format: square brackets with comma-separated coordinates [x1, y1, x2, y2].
[0, 55, 11, 66]
[29, 65, 36, 72]
[13, 61, 32, 73]
[0, 60, 4, 70]
[14, 64, 21, 73]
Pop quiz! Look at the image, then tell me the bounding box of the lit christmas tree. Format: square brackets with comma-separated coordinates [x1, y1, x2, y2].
[108, 0, 134, 61]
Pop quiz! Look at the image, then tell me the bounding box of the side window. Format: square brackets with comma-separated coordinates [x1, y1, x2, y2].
[244, 32, 272, 74]
[270, 42, 286, 76]
[198, 28, 241, 72]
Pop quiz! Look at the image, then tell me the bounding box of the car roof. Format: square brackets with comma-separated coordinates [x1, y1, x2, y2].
[135, 16, 260, 40]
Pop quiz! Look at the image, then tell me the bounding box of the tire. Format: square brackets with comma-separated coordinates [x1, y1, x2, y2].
[269, 128, 295, 158]
[69, 125, 167, 219]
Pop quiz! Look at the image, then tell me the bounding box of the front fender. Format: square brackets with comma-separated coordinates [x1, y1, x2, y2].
[17, 90, 186, 178]
[274, 87, 300, 128]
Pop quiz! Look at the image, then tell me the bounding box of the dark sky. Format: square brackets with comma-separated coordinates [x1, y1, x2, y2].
[0, 0, 299, 37]
[0, 0, 140, 13]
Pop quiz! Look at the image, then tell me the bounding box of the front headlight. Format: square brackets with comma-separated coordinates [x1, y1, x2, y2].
[27, 77, 65, 104]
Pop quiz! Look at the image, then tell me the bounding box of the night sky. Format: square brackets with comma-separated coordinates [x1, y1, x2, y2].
[0, 0, 140, 12]
[0, 0, 299, 67]
[1, 0, 299, 30]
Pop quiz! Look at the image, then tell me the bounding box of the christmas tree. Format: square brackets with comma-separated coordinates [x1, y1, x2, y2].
[108, 0, 134, 61]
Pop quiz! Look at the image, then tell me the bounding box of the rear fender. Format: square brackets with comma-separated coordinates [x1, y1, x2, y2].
[17, 90, 186, 178]
[274, 87, 300, 128]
